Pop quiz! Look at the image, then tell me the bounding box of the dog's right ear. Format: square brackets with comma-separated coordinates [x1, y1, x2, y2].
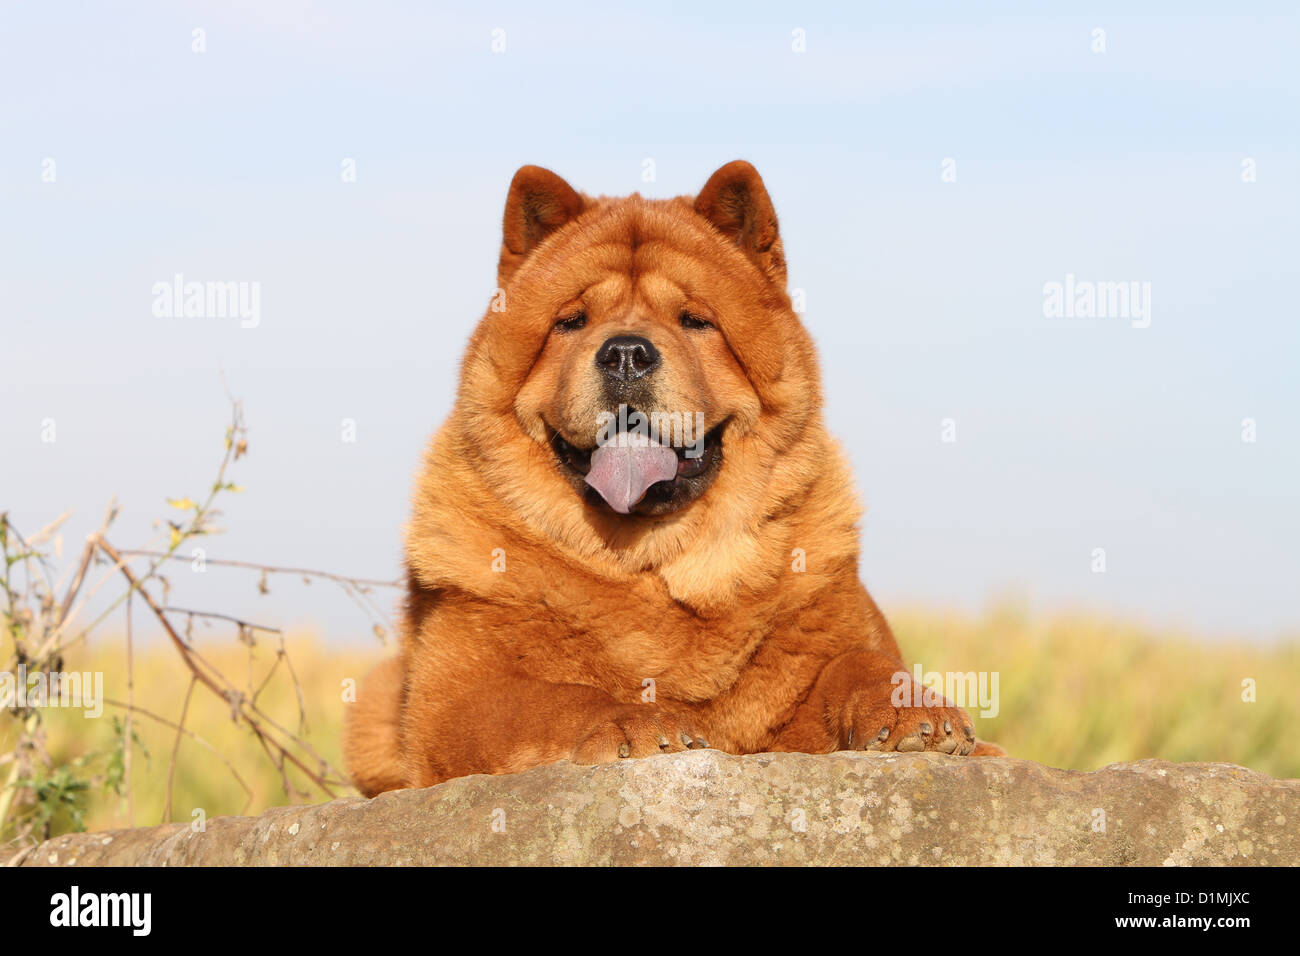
[498, 165, 585, 286]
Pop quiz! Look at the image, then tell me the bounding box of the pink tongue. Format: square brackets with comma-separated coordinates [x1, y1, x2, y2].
[584, 433, 679, 514]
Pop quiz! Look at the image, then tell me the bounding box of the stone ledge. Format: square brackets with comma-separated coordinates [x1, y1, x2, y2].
[16, 751, 1298, 866]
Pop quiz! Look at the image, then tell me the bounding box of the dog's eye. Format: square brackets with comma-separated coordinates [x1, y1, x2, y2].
[680, 312, 713, 331]
[554, 312, 587, 333]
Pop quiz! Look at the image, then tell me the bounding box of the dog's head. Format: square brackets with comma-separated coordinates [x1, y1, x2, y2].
[452, 162, 827, 575]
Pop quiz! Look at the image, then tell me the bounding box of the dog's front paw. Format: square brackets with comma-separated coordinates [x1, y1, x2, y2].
[836, 678, 979, 756]
[571, 704, 709, 764]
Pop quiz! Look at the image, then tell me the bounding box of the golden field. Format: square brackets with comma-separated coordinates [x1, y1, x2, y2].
[6, 604, 1298, 840]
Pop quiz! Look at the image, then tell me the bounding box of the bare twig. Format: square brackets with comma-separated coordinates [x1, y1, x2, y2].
[163, 607, 282, 635]
[163, 677, 197, 823]
[118, 549, 397, 638]
[116, 551, 399, 590]
[123, 589, 135, 827]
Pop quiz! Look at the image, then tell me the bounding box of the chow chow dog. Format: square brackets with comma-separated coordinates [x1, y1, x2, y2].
[344, 161, 1003, 796]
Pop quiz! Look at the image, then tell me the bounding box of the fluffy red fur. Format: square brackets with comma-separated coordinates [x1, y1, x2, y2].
[344, 161, 1002, 795]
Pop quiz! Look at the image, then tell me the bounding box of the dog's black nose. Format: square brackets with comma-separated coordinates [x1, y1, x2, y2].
[595, 335, 661, 381]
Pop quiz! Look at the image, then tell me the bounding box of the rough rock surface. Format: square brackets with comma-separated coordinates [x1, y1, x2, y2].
[16, 751, 1299, 866]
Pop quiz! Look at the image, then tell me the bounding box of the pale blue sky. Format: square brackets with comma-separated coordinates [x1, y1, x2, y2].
[2, 1, 1297, 642]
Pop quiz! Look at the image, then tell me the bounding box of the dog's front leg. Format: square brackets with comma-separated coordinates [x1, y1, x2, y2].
[773, 649, 1003, 756]
[400, 667, 709, 788]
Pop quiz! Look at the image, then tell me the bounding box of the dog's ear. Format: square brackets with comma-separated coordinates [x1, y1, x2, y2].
[694, 160, 786, 287]
[498, 165, 585, 286]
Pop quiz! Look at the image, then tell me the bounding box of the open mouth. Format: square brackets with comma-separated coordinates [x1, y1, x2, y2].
[550, 420, 725, 516]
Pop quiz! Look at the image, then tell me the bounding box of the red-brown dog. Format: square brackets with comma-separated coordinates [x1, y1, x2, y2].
[344, 161, 1002, 795]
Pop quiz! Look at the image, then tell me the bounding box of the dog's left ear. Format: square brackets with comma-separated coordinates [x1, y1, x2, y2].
[694, 161, 786, 287]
